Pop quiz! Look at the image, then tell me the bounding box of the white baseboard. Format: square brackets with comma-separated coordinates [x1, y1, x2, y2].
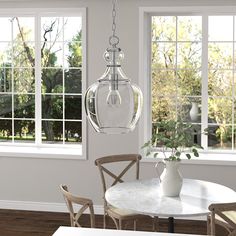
[0, 200, 104, 215]
[0, 200, 206, 221]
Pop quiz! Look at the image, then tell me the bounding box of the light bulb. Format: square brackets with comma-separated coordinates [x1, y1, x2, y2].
[106, 89, 122, 107]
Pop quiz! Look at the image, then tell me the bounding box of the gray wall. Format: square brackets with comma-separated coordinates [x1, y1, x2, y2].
[0, 0, 235, 207]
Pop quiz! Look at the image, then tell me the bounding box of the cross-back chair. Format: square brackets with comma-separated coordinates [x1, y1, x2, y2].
[95, 154, 156, 230]
[60, 184, 95, 228]
[208, 202, 236, 236]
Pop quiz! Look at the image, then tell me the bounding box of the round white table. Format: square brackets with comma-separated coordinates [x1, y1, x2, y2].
[105, 178, 236, 233]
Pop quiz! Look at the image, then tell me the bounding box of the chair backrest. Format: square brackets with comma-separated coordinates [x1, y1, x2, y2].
[95, 154, 142, 195]
[209, 202, 236, 235]
[60, 184, 95, 228]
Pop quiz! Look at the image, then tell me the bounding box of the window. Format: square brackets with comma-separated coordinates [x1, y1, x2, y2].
[0, 9, 86, 157]
[140, 7, 236, 157]
[151, 15, 203, 149]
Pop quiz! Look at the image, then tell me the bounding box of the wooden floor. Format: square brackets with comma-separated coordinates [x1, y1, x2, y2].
[0, 209, 228, 236]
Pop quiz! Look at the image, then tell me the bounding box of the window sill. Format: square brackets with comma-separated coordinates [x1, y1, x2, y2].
[0, 145, 85, 160]
[142, 152, 236, 166]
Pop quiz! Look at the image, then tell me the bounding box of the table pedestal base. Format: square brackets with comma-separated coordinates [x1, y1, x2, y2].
[168, 217, 174, 233]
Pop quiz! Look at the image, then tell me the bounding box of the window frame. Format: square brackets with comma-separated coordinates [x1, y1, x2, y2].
[139, 6, 236, 165]
[0, 8, 87, 159]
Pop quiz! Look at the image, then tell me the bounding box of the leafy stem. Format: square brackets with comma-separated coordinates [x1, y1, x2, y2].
[142, 120, 206, 161]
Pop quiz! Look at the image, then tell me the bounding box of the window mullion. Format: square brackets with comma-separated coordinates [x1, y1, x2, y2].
[11, 18, 14, 143]
[175, 16, 178, 119]
[146, 14, 152, 141]
[35, 14, 42, 145]
[201, 14, 208, 150]
[62, 17, 65, 145]
[232, 16, 235, 150]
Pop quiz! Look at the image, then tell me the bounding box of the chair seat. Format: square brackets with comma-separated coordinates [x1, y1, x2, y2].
[216, 211, 236, 228]
[107, 205, 140, 217]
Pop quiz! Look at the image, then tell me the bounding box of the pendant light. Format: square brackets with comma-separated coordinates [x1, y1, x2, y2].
[84, 0, 143, 134]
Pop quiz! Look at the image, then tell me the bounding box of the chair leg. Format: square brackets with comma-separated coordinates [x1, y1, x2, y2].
[119, 219, 122, 230]
[134, 219, 137, 231]
[211, 213, 216, 236]
[152, 216, 159, 232]
[103, 213, 106, 229]
[109, 215, 119, 230]
[207, 215, 211, 235]
[70, 216, 73, 227]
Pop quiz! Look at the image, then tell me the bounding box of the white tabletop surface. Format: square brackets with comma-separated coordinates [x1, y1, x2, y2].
[52, 226, 206, 236]
[105, 178, 236, 217]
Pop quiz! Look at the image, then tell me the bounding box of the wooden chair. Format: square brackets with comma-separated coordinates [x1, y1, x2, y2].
[208, 202, 236, 236]
[95, 154, 157, 230]
[60, 184, 95, 228]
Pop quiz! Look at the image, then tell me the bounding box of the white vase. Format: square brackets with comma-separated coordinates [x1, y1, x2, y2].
[155, 160, 183, 197]
[189, 102, 199, 121]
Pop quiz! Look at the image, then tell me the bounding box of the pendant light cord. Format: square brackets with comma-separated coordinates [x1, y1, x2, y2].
[109, 0, 119, 47]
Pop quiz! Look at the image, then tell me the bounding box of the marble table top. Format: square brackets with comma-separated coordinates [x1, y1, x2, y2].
[105, 178, 236, 217]
[53, 227, 206, 236]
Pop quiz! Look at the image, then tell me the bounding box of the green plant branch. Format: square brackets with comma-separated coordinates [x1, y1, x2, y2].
[142, 120, 207, 161]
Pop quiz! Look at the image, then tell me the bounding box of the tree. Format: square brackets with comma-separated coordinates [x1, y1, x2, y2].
[0, 17, 82, 142]
[152, 16, 202, 124]
[151, 16, 234, 148]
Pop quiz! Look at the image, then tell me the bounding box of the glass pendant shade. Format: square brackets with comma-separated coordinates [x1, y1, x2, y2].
[84, 47, 143, 134]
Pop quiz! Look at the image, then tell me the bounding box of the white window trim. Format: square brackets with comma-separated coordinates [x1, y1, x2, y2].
[0, 8, 87, 159]
[139, 6, 236, 165]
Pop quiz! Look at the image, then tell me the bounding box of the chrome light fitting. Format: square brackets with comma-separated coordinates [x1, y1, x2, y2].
[84, 0, 143, 134]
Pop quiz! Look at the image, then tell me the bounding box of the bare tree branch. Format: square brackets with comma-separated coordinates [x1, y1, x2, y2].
[41, 20, 56, 60]
[41, 19, 65, 67]
[15, 17, 35, 68]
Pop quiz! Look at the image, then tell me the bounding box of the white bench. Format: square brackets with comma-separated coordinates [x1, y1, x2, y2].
[52, 227, 206, 236]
